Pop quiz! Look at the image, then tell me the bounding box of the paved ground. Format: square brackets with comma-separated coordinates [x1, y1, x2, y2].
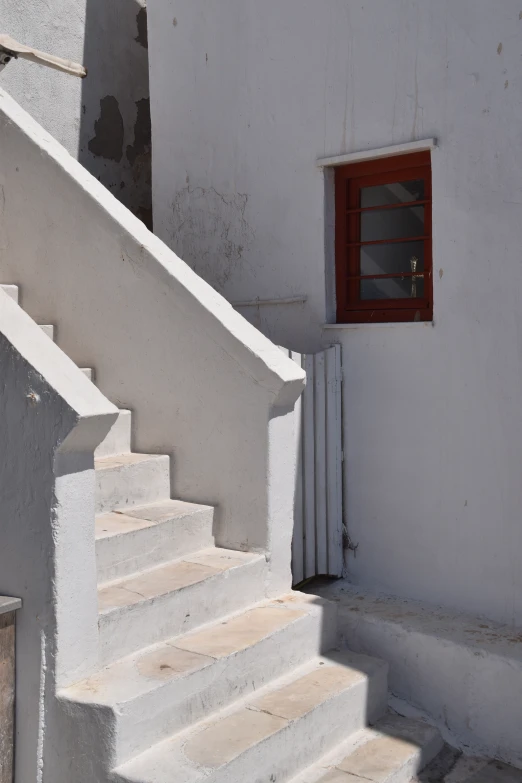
[414, 745, 522, 782]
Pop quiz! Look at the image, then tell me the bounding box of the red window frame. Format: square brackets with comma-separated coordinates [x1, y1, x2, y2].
[335, 151, 433, 323]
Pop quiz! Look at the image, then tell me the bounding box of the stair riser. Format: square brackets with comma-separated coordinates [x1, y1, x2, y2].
[95, 411, 132, 459]
[383, 736, 445, 783]
[99, 558, 268, 665]
[62, 602, 338, 769]
[215, 664, 388, 783]
[96, 509, 215, 583]
[96, 457, 171, 515]
[114, 602, 338, 764]
[113, 660, 388, 783]
[1, 284, 19, 303]
[39, 324, 55, 340]
[287, 716, 444, 783]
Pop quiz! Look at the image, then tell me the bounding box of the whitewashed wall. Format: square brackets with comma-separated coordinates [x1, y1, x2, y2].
[0, 0, 152, 221]
[0, 88, 305, 598]
[0, 0, 86, 154]
[148, 0, 522, 627]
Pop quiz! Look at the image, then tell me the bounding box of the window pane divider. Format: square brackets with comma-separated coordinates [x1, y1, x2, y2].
[349, 272, 427, 281]
[347, 235, 429, 248]
[346, 199, 430, 215]
[345, 298, 430, 310]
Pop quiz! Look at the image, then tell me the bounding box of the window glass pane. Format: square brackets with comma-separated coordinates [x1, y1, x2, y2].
[360, 276, 425, 301]
[360, 241, 424, 277]
[360, 179, 424, 208]
[360, 205, 424, 242]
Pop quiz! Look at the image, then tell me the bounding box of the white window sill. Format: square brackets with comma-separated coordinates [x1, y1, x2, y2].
[323, 321, 434, 330]
[316, 138, 437, 168]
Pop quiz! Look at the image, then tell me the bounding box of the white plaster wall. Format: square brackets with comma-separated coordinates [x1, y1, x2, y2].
[0, 0, 86, 154]
[0, 290, 116, 783]
[0, 89, 304, 597]
[315, 582, 522, 766]
[148, 0, 522, 627]
[0, 0, 152, 221]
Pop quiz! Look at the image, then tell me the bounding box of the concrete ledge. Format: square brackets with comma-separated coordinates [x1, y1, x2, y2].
[308, 581, 522, 768]
[0, 597, 21, 615]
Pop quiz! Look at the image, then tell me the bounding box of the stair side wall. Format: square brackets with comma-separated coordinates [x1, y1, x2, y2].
[0, 296, 116, 782]
[0, 87, 304, 590]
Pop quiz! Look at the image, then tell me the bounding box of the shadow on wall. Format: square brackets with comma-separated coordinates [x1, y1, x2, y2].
[79, 0, 152, 228]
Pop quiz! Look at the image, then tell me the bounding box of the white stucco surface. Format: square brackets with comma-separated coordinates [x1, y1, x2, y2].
[0, 0, 86, 154]
[0, 87, 304, 593]
[0, 0, 152, 220]
[0, 289, 116, 783]
[313, 581, 522, 767]
[0, 89, 308, 782]
[148, 0, 522, 627]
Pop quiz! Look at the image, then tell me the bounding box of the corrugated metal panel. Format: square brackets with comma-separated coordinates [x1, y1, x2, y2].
[314, 351, 328, 575]
[325, 344, 343, 578]
[302, 353, 317, 579]
[282, 345, 344, 584]
[290, 350, 304, 585]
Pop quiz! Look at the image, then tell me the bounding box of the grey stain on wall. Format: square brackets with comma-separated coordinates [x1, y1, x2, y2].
[126, 98, 151, 167]
[80, 0, 151, 225]
[135, 7, 148, 48]
[170, 186, 255, 291]
[88, 96, 124, 162]
[126, 98, 152, 227]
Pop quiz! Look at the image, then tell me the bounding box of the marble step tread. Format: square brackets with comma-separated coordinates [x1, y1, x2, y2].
[112, 650, 387, 783]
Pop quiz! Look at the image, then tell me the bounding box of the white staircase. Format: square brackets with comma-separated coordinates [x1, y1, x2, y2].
[1, 282, 444, 783]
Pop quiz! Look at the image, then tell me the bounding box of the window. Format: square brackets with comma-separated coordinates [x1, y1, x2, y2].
[335, 151, 432, 323]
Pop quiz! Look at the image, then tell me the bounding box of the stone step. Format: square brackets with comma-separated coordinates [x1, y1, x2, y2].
[95, 409, 133, 460]
[0, 284, 19, 303]
[60, 593, 338, 768]
[414, 748, 522, 783]
[81, 367, 95, 381]
[289, 713, 443, 783]
[112, 650, 388, 783]
[95, 453, 171, 515]
[1, 285, 97, 388]
[95, 499, 215, 582]
[98, 548, 268, 665]
[38, 323, 55, 340]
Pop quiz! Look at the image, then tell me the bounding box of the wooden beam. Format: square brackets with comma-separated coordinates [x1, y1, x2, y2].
[0, 35, 86, 78]
[0, 612, 15, 783]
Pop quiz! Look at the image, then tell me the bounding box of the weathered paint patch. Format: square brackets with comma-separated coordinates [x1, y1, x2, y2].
[126, 98, 151, 168]
[88, 96, 124, 163]
[135, 7, 148, 49]
[170, 186, 255, 291]
[126, 98, 152, 228]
